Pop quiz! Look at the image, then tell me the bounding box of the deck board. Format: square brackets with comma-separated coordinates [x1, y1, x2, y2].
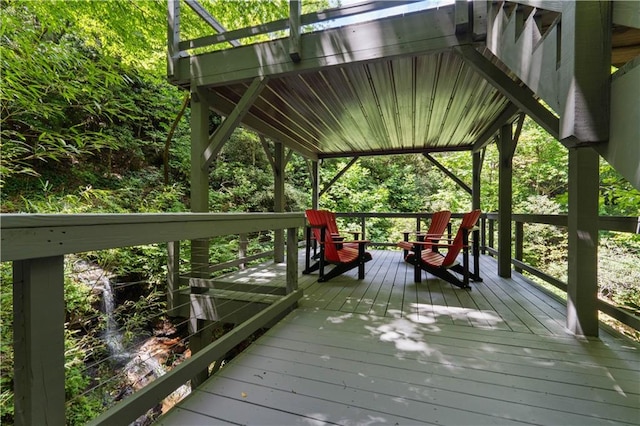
[161, 250, 640, 425]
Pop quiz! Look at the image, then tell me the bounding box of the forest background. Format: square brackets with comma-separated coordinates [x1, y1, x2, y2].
[1, 0, 639, 424]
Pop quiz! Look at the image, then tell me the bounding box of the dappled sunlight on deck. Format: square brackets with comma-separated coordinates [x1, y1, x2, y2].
[159, 249, 640, 425]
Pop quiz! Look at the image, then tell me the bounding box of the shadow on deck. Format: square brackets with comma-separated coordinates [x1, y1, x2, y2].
[158, 249, 640, 425]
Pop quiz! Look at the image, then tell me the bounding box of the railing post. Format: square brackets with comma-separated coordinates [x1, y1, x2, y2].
[360, 216, 366, 241]
[238, 233, 248, 270]
[167, 0, 181, 80]
[167, 241, 180, 316]
[515, 221, 523, 273]
[13, 256, 65, 426]
[481, 217, 486, 254]
[488, 218, 494, 255]
[286, 227, 299, 294]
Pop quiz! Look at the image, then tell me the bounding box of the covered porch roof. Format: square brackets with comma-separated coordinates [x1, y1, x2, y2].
[169, 0, 639, 179]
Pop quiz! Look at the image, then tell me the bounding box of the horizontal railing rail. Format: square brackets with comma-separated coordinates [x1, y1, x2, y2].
[482, 212, 640, 331]
[176, 1, 421, 52]
[1, 212, 305, 425]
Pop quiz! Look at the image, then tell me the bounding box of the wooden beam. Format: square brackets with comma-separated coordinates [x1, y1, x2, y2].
[289, 0, 301, 62]
[13, 256, 65, 426]
[1, 213, 306, 262]
[285, 148, 294, 166]
[185, 6, 465, 88]
[184, 0, 241, 47]
[201, 90, 318, 160]
[567, 147, 599, 336]
[472, 102, 519, 152]
[319, 145, 472, 159]
[319, 157, 359, 197]
[259, 134, 276, 172]
[457, 45, 560, 140]
[423, 153, 472, 194]
[202, 77, 268, 169]
[558, 1, 611, 145]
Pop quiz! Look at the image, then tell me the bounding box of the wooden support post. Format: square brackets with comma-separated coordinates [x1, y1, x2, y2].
[515, 221, 523, 273]
[189, 86, 212, 386]
[472, 151, 482, 279]
[289, 0, 302, 62]
[238, 233, 248, 270]
[311, 160, 319, 210]
[188, 318, 213, 388]
[498, 123, 516, 277]
[167, 241, 180, 316]
[13, 256, 65, 426]
[286, 228, 299, 295]
[567, 147, 599, 336]
[190, 87, 210, 278]
[360, 216, 366, 241]
[274, 141, 285, 263]
[488, 219, 494, 255]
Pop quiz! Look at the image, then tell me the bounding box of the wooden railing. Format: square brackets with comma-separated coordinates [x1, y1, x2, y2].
[334, 211, 640, 331]
[1, 212, 305, 426]
[482, 213, 640, 331]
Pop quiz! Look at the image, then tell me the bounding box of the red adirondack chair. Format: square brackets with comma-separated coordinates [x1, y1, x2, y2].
[397, 210, 451, 258]
[405, 209, 482, 289]
[303, 209, 371, 282]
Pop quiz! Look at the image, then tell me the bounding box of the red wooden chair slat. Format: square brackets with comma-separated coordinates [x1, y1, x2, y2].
[303, 209, 372, 282]
[406, 209, 482, 289]
[397, 210, 451, 257]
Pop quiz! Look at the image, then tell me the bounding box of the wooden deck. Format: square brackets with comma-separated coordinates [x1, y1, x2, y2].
[158, 250, 640, 425]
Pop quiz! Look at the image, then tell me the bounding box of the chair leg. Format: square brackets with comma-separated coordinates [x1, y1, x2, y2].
[413, 245, 422, 283]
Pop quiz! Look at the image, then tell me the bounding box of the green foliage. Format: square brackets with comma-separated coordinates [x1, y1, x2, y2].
[0, 264, 14, 424]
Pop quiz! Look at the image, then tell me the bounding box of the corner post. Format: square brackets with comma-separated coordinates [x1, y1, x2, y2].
[567, 147, 599, 336]
[13, 256, 65, 426]
[498, 123, 516, 277]
[274, 141, 285, 263]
